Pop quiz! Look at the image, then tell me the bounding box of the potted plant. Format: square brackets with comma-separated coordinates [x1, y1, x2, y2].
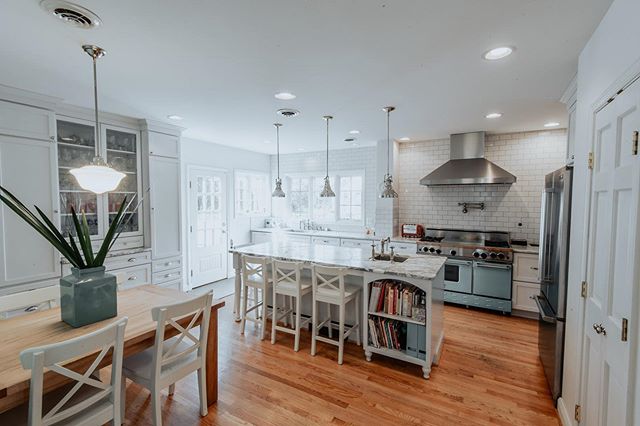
[0, 185, 138, 327]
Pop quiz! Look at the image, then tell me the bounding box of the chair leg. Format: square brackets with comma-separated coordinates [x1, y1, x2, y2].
[294, 294, 302, 352]
[120, 376, 126, 424]
[271, 287, 278, 344]
[327, 303, 333, 338]
[355, 293, 361, 346]
[240, 284, 248, 335]
[338, 302, 346, 365]
[311, 298, 317, 356]
[260, 287, 267, 340]
[197, 367, 208, 417]
[168, 383, 175, 396]
[151, 385, 162, 426]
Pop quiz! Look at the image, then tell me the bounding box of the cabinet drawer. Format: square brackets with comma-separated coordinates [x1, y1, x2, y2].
[287, 235, 311, 244]
[158, 279, 182, 291]
[512, 281, 540, 312]
[340, 238, 373, 248]
[114, 264, 151, 290]
[93, 236, 144, 252]
[104, 251, 151, 271]
[153, 267, 182, 285]
[0, 101, 54, 141]
[149, 132, 179, 158]
[251, 232, 272, 244]
[153, 257, 182, 273]
[311, 236, 340, 246]
[391, 242, 417, 255]
[513, 253, 540, 283]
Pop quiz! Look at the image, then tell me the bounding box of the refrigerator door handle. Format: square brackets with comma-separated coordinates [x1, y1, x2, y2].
[533, 295, 556, 323]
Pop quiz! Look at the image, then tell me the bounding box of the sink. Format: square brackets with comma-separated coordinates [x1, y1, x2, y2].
[372, 254, 409, 263]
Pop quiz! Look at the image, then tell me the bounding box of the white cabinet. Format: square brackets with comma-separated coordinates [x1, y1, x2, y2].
[149, 156, 181, 259]
[512, 252, 540, 314]
[251, 231, 272, 244]
[512, 281, 540, 312]
[340, 238, 373, 248]
[0, 134, 60, 291]
[513, 252, 540, 283]
[0, 101, 55, 141]
[390, 241, 417, 255]
[286, 234, 310, 244]
[148, 132, 179, 158]
[311, 236, 340, 246]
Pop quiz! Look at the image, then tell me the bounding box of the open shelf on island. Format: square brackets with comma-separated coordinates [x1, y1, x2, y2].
[368, 311, 425, 325]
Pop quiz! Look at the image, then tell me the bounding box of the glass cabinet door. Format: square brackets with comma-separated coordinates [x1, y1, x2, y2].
[56, 119, 100, 237]
[104, 127, 141, 234]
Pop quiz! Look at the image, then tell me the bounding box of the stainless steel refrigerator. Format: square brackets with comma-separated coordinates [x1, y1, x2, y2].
[533, 166, 572, 403]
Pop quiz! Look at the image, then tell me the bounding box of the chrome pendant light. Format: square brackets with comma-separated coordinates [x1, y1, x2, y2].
[272, 123, 285, 197]
[70, 45, 125, 194]
[380, 106, 399, 198]
[320, 115, 336, 197]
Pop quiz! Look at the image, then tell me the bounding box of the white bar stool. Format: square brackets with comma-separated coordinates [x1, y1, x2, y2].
[310, 264, 361, 365]
[271, 259, 313, 351]
[240, 255, 272, 340]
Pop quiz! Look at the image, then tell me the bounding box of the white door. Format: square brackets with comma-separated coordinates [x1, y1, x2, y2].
[188, 167, 228, 288]
[580, 79, 640, 425]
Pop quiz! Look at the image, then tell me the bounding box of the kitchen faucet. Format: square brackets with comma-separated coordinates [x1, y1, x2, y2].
[380, 237, 391, 255]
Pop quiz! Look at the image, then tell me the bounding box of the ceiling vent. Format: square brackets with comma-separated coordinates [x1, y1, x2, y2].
[40, 0, 102, 29]
[276, 108, 300, 118]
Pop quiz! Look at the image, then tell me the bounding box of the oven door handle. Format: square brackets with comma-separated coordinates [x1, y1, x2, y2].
[533, 295, 556, 324]
[474, 262, 512, 270]
[446, 259, 472, 266]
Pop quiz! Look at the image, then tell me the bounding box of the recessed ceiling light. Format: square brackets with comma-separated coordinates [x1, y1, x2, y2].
[167, 115, 183, 120]
[399, 137, 411, 142]
[483, 46, 514, 61]
[485, 112, 503, 119]
[544, 122, 560, 128]
[275, 92, 296, 100]
[349, 130, 360, 135]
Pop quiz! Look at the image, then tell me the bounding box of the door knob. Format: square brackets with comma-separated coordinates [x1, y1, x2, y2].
[593, 323, 607, 335]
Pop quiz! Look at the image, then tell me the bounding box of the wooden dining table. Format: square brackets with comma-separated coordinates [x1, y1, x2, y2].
[0, 285, 225, 414]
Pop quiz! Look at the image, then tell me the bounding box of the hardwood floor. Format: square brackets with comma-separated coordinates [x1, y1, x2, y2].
[122, 297, 560, 425]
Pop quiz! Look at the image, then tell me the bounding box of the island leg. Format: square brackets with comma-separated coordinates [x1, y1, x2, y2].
[422, 365, 431, 379]
[233, 253, 242, 322]
[365, 349, 372, 362]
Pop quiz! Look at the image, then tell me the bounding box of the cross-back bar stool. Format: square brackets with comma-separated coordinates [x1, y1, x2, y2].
[240, 255, 272, 340]
[271, 259, 312, 351]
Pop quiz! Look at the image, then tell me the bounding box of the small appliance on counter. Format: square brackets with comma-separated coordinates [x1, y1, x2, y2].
[401, 224, 424, 238]
[264, 218, 276, 228]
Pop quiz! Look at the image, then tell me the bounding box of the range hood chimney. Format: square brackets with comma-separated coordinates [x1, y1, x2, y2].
[419, 131, 517, 186]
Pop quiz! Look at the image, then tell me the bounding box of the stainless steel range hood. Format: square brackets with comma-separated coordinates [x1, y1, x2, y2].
[419, 131, 516, 186]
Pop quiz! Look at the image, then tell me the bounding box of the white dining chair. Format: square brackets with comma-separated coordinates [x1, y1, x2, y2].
[0, 317, 128, 426]
[311, 264, 361, 365]
[240, 255, 272, 340]
[121, 292, 212, 426]
[271, 259, 312, 351]
[0, 286, 59, 319]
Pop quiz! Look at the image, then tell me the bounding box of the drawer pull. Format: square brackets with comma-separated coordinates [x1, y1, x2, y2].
[25, 305, 38, 312]
[128, 258, 137, 262]
[165, 262, 174, 266]
[530, 266, 539, 270]
[128, 276, 137, 281]
[164, 273, 175, 278]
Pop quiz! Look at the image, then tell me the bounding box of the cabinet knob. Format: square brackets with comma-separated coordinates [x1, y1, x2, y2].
[530, 266, 539, 270]
[128, 276, 137, 281]
[128, 258, 136, 262]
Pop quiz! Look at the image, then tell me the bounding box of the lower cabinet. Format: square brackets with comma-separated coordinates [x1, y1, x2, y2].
[512, 281, 540, 313]
[512, 252, 540, 315]
[251, 231, 272, 244]
[311, 236, 340, 246]
[152, 255, 183, 291]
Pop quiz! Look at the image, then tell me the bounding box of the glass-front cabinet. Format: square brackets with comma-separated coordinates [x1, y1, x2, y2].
[56, 118, 142, 240]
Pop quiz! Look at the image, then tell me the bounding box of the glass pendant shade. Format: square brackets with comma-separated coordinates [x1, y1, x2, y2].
[320, 115, 336, 197]
[71, 45, 124, 195]
[272, 123, 285, 197]
[70, 156, 126, 194]
[379, 106, 399, 198]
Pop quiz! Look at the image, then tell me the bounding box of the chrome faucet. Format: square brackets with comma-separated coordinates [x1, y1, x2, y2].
[380, 237, 391, 255]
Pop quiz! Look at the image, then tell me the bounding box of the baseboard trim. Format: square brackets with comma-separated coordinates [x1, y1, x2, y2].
[557, 397, 573, 426]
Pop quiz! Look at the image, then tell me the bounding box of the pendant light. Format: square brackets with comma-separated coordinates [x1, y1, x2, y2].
[69, 45, 125, 195]
[380, 106, 399, 198]
[320, 115, 336, 197]
[272, 123, 285, 197]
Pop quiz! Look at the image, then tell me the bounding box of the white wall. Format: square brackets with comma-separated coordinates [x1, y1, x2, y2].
[561, 0, 640, 423]
[397, 130, 567, 242]
[181, 137, 271, 283]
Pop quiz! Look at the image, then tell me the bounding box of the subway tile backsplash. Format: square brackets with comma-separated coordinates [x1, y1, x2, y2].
[397, 129, 567, 243]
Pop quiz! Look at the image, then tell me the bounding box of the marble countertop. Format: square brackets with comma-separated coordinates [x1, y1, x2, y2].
[251, 228, 421, 244]
[230, 242, 446, 281]
[512, 244, 540, 254]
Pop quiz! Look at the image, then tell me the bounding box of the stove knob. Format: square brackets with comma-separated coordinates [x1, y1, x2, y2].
[480, 252, 488, 259]
[450, 249, 457, 256]
[473, 252, 480, 258]
[490, 252, 497, 259]
[497, 253, 505, 260]
[422, 247, 429, 252]
[429, 247, 435, 253]
[436, 249, 442, 254]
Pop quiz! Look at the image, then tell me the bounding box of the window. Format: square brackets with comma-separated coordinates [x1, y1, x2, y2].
[312, 176, 336, 222]
[288, 177, 310, 217]
[235, 171, 269, 216]
[339, 175, 363, 221]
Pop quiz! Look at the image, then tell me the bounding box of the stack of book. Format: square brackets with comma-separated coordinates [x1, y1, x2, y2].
[368, 317, 407, 350]
[368, 280, 426, 322]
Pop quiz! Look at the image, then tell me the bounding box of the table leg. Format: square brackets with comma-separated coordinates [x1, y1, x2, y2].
[234, 266, 242, 322]
[206, 306, 219, 405]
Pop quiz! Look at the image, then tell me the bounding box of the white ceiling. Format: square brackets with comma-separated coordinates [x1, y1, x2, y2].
[1, 0, 611, 154]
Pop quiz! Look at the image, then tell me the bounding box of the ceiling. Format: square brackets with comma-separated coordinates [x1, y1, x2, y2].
[1, 0, 611, 154]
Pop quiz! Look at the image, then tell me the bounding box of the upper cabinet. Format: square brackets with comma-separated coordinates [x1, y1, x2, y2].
[561, 75, 577, 165]
[0, 101, 55, 141]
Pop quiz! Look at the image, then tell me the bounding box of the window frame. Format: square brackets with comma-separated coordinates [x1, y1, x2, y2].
[233, 169, 270, 218]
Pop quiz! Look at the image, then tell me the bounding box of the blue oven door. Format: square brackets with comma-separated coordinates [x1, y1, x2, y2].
[472, 261, 512, 299]
[443, 258, 472, 293]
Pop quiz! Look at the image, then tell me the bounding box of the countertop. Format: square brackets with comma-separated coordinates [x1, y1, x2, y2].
[512, 244, 539, 255]
[230, 242, 446, 281]
[251, 228, 421, 244]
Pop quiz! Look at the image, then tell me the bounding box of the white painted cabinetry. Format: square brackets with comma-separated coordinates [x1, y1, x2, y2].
[251, 231, 272, 244]
[512, 252, 540, 313]
[0, 101, 55, 141]
[311, 236, 340, 246]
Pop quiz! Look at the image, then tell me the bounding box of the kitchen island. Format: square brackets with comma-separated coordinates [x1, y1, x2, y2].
[230, 242, 446, 378]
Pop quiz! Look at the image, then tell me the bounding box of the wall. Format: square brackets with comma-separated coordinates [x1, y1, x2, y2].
[397, 130, 567, 242]
[180, 137, 271, 283]
[561, 0, 640, 424]
[270, 146, 379, 233]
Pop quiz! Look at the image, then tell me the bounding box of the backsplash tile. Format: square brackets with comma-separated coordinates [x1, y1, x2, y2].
[397, 130, 567, 243]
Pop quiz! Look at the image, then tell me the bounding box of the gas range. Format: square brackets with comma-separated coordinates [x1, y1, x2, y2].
[416, 228, 513, 263]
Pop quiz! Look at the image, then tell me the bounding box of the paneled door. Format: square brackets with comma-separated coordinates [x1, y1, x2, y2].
[580, 78, 640, 425]
[188, 167, 228, 288]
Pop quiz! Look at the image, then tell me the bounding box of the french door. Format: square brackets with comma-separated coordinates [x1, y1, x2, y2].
[188, 167, 228, 288]
[580, 78, 640, 424]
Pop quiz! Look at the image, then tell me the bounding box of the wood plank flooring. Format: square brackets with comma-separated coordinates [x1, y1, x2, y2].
[122, 297, 560, 425]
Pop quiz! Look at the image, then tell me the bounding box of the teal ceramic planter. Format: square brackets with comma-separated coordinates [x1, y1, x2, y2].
[60, 266, 117, 328]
